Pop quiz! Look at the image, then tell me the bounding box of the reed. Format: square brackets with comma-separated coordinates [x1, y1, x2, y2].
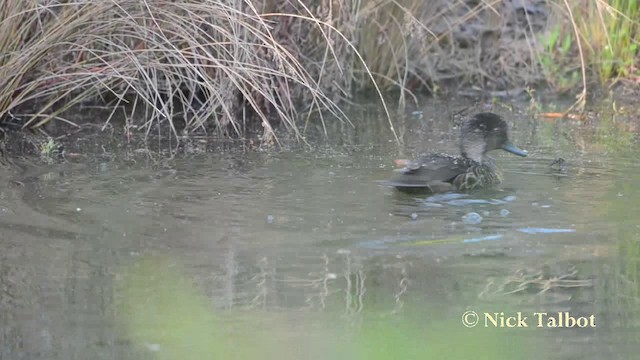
[539, 0, 640, 106]
[1, 0, 639, 144]
[0, 0, 363, 143]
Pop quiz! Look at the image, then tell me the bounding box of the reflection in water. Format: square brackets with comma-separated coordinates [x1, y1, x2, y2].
[0, 102, 639, 359]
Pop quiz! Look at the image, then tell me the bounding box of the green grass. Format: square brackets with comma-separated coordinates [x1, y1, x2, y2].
[541, 0, 640, 96]
[540, 25, 581, 93]
[39, 137, 60, 164]
[591, 0, 640, 81]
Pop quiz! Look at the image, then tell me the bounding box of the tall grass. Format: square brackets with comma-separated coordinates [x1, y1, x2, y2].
[0, 0, 380, 144]
[580, 0, 640, 82]
[1, 0, 638, 144]
[353, 0, 640, 107]
[540, 0, 640, 108]
[352, 0, 549, 98]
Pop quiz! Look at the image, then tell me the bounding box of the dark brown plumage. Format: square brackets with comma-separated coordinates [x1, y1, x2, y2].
[389, 112, 527, 194]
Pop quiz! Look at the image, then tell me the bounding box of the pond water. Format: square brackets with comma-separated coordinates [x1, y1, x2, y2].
[1, 100, 639, 359]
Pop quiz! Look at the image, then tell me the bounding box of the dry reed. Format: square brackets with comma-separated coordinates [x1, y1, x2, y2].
[0, 0, 637, 144]
[0, 0, 373, 144]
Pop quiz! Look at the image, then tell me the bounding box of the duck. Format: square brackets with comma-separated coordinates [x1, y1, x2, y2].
[389, 112, 528, 194]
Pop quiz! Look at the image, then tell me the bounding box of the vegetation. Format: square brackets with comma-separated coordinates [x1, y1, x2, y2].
[540, 0, 640, 109]
[576, 0, 640, 83]
[0, 0, 363, 144]
[0, 0, 639, 143]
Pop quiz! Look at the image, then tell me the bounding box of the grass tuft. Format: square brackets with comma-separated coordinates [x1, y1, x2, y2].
[0, 0, 390, 145]
[2, 0, 639, 145]
[540, 0, 640, 108]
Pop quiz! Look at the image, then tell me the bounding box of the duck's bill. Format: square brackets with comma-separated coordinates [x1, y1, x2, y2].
[501, 142, 528, 157]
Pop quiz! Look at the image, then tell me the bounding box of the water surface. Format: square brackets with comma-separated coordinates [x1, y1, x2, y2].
[1, 101, 639, 359]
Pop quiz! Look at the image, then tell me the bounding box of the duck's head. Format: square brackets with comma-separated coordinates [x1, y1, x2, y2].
[460, 112, 528, 163]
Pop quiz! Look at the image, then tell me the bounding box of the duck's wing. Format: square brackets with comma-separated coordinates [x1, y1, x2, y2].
[389, 154, 475, 193]
[399, 154, 472, 180]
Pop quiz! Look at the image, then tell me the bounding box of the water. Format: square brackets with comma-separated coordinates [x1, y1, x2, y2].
[1, 101, 639, 359]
